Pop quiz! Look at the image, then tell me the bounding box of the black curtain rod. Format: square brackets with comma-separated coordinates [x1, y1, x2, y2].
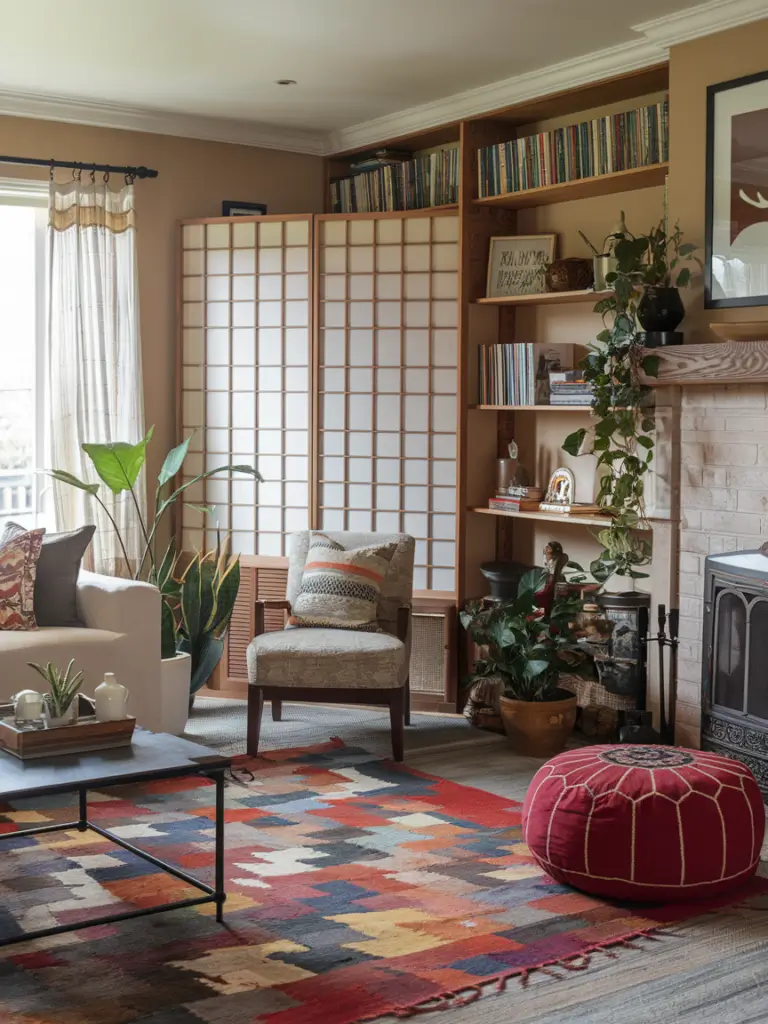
[0, 155, 158, 179]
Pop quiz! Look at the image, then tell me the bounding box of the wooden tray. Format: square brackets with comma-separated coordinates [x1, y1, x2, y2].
[0, 708, 136, 760]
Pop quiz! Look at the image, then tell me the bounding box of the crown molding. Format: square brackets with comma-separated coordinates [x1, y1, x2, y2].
[634, 0, 768, 48]
[327, 37, 666, 154]
[0, 88, 329, 157]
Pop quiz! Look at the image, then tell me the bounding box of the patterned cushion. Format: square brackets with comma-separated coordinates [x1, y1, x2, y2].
[247, 627, 406, 688]
[523, 745, 765, 901]
[0, 528, 45, 631]
[289, 532, 396, 631]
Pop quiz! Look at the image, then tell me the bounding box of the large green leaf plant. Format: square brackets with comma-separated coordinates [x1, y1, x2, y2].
[50, 427, 260, 659]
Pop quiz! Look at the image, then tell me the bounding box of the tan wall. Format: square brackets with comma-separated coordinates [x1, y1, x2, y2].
[0, 114, 324, 494]
[669, 20, 768, 341]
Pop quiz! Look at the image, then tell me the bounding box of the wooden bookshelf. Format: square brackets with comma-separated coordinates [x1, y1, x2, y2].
[470, 506, 653, 532]
[470, 404, 594, 411]
[475, 289, 610, 307]
[473, 163, 669, 210]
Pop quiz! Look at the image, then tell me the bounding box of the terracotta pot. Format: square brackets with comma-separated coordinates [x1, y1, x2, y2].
[499, 691, 578, 757]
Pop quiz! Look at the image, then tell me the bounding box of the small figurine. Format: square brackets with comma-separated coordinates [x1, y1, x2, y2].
[543, 540, 569, 585]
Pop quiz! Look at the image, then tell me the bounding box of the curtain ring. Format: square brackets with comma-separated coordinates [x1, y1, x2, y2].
[103, 170, 110, 184]
[73, 166, 81, 182]
[125, 172, 135, 186]
[49, 159, 55, 182]
[90, 168, 96, 184]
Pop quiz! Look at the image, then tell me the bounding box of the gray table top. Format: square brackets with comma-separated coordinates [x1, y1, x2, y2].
[0, 729, 231, 801]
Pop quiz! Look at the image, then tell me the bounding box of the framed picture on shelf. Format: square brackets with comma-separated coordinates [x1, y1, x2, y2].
[705, 70, 768, 308]
[222, 201, 268, 217]
[486, 234, 555, 298]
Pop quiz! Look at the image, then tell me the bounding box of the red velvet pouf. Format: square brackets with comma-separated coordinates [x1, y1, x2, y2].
[523, 745, 765, 901]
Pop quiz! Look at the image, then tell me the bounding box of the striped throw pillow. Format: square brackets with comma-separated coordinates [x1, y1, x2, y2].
[289, 533, 396, 631]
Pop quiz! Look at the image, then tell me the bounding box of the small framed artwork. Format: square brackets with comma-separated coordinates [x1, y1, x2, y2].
[486, 234, 556, 298]
[222, 201, 267, 217]
[705, 70, 768, 308]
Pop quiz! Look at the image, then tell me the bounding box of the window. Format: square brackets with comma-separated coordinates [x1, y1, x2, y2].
[0, 180, 48, 530]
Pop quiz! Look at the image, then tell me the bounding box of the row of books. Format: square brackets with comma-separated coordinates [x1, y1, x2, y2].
[477, 100, 669, 198]
[477, 343, 536, 406]
[330, 147, 459, 213]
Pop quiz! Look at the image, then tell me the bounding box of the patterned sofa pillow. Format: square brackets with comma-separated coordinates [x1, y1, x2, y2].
[289, 533, 396, 631]
[0, 528, 45, 631]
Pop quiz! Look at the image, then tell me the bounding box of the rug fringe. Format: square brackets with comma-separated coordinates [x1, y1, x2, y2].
[361, 928, 664, 1019]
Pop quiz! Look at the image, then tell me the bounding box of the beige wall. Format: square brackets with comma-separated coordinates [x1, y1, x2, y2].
[669, 20, 768, 341]
[0, 114, 324, 492]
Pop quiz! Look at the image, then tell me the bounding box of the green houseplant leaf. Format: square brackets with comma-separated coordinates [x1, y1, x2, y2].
[158, 435, 192, 489]
[82, 426, 154, 495]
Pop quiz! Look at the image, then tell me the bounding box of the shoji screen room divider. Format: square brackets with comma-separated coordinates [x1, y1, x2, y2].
[178, 210, 460, 703]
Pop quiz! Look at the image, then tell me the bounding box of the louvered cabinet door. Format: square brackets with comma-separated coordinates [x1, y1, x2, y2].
[179, 215, 312, 559]
[315, 211, 459, 595]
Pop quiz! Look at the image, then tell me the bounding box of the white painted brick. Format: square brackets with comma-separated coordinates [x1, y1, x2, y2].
[679, 595, 702, 619]
[682, 465, 703, 487]
[677, 677, 701, 703]
[677, 639, 699, 662]
[725, 414, 768, 432]
[678, 615, 701, 640]
[680, 531, 708, 555]
[679, 571, 704, 596]
[726, 467, 768, 489]
[756, 446, 768, 465]
[676, 721, 701, 749]
[681, 443, 703, 467]
[738, 491, 768, 513]
[702, 443, 758, 466]
[679, 552, 701, 574]
[709, 534, 739, 554]
[702, 467, 728, 488]
[681, 486, 737, 510]
[682, 510, 702, 530]
[676, 699, 703, 724]
[736, 535, 764, 550]
[701, 509, 762, 534]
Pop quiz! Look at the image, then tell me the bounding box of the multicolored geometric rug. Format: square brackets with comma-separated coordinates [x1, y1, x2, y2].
[1, 739, 765, 1024]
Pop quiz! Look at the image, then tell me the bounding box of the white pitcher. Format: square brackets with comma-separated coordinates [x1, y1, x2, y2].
[94, 673, 129, 722]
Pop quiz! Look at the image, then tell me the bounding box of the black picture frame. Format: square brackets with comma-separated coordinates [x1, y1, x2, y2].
[705, 69, 768, 309]
[222, 201, 267, 217]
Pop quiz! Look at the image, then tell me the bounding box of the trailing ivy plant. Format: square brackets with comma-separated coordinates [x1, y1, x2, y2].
[562, 225, 666, 586]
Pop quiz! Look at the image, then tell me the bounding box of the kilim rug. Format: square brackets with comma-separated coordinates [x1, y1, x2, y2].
[1, 739, 765, 1024]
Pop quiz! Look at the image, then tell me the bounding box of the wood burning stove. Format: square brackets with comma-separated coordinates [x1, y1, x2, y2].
[701, 549, 768, 795]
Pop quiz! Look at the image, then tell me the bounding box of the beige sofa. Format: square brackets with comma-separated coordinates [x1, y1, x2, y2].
[0, 571, 162, 730]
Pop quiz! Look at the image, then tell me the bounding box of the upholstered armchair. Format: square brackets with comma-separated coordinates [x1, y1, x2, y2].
[246, 531, 414, 761]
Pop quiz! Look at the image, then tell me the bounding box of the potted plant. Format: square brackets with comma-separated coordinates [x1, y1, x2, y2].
[50, 428, 259, 731]
[460, 570, 585, 757]
[28, 658, 84, 727]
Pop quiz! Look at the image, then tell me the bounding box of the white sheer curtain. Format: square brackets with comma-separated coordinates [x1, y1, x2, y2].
[48, 177, 145, 575]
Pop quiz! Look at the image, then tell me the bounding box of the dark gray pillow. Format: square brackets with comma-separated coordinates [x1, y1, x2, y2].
[0, 522, 96, 627]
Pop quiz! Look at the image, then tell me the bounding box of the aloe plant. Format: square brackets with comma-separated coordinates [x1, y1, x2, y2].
[176, 536, 241, 695]
[27, 659, 84, 718]
[48, 428, 259, 659]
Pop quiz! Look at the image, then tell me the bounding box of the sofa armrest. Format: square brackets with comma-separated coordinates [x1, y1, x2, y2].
[77, 571, 161, 650]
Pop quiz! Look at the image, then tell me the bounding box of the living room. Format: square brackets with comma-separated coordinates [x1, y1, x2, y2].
[2, 2, 768, 1021]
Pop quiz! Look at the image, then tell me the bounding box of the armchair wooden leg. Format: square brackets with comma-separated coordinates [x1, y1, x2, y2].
[247, 687, 264, 756]
[404, 675, 411, 727]
[389, 688, 405, 762]
[271, 699, 283, 722]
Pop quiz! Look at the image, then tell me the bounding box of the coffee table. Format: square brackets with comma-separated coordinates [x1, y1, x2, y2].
[0, 729, 231, 947]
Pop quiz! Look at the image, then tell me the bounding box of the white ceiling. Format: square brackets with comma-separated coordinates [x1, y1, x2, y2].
[0, 0, 765, 154]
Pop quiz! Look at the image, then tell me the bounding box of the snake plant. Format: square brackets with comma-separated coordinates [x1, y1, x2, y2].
[27, 659, 84, 719]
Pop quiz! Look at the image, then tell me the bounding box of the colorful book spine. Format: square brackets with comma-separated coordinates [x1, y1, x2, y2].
[477, 343, 536, 406]
[331, 146, 459, 213]
[476, 99, 669, 198]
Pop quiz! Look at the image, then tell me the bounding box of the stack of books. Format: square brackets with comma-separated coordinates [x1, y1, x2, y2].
[489, 488, 543, 513]
[478, 343, 536, 406]
[548, 370, 593, 406]
[330, 147, 459, 213]
[477, 99, 668, 198]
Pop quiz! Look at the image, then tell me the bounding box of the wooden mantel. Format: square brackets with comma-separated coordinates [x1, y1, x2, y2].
[640, 341, 768, 386]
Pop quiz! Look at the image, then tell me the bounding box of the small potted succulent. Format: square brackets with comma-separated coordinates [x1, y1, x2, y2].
[28, 658, 84, 727]
[460, 570, 585, 757]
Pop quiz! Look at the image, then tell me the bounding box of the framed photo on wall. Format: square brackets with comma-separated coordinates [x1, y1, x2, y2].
[222, 201, 267, 217]
[705, 70, 768, 308]
[486, 234, 555, 298]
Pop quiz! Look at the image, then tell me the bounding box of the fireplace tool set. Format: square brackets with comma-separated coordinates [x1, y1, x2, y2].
[627, 604, 679, 745]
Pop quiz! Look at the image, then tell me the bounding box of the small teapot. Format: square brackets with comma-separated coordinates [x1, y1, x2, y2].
[12, 689, 45, 725]
[94, 673, 129, 722]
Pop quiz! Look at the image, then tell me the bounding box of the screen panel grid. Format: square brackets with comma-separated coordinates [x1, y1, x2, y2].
[317, 213, 459, 592]
[180, 217, 312, 557]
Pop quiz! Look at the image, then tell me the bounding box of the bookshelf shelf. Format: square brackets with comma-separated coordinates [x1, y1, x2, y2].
[470, 506, 613, 528]
[473, 163, 669, 210]
[470, 404, 594, 412]
[475, 289, 610, 307]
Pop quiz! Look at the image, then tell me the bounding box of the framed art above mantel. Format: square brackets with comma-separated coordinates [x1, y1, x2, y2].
[705, 70, 768, 309]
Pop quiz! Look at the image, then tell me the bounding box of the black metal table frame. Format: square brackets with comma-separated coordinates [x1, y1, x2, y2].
[0, 766, 227, 947]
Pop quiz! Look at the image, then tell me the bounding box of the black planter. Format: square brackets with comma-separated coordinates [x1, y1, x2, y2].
[637, 330, 684, 348]
[637, 286, 685, 332]
[480, 561, 531, 602]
